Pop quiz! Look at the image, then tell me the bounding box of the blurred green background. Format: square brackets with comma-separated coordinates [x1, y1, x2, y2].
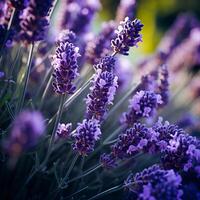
[99, 0, 200, 53]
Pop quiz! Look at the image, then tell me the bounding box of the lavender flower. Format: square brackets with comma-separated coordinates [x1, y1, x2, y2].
[86, 69, 118, 121]
[5, 111, 45, 157]
[158, 65, 169, 107]
[86, 21, 116, 64]
[56, 29, 76, 45]
[158, 13, 199, 59]
[52, 40, 80, 94]
[121, 90, 162, 126]
[0, 0, 7, 22]
[20, 0, 54, 43]
[124, 164, 183, 200]
[116, 0, 136, 22]
[100, 153, 117, 169]
[162, 133, 200, 174]
[60, 0, 101, 35]
[10, 0, 30, 10]
[111, 17, 143, 55]
[135, 69, 158, 92]
[111, 123, 149, 160]
[93, 55, 116, 72]
[56, 123, 72, 138]
[72, 119, 101, 156]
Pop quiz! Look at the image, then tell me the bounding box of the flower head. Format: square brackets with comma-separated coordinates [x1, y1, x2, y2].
[20, 0, 54, 43]
[86, 21, 116, 64]
[125, 165, 183, 200]
[111, 123, 149, 159]
[72, 119, 101, 156]
[52, 40, 80, 94]
[86, 68, 118, 121]
[5, 111, 45, 157]
[10, 0, 30, 10]
[162, 133, 200, 173]
[111, 17, 143, 55]
[56, 123, 72, 138]
[121, 90, 162, 126]
[116, 0, 136, 22]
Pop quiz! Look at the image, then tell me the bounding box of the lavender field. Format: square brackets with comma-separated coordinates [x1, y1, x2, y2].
[0, 0, 200, 199]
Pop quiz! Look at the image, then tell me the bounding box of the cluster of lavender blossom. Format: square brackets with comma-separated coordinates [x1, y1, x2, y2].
[0, 0, 199, 199]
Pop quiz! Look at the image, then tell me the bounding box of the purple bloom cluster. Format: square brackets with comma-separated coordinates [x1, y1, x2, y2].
[5, 111, 45, 157]
[93, 55, 116, 72]
[125, 164, 183, 200]
[86, 21, 116, 64]
[101, 118, 186, 168]
[60, 0, 101, 35]
[121, 90, 162, 126]
[20, 0, 54, 43]
[116, 0, 136, 22]
[10, 0, 29, 10]
[158, 13, 199, 59]
[111, 123, 148, 159]
[111, 17, 143, 55]
[86, 68, 118, 121]
[72, 119, 101, 156]
[158, 65, 169, 107]
[162, 133, 200, 174]
[56, 123, 72, 139]
[52, 39, 80, 94]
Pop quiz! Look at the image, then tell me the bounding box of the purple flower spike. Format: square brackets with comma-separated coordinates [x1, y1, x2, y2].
[158, 65, 169, 107]
[20, 0, 54, 43]
[10, 0, 30, 10]
[86, 69, 118, 122]
[5, 111, 45, 157]
[116, 0, 136, 22]
[72, 119, 101, 156]
[162, 133, 200, 173]
[52, 39, 80, 95]
[93, 55, 116, 72]
[111, 123, 149, 160]
[111, 17, 143, 55]
[86, 21, 116, 64]
[125, 164, 183, 200]
[56, 29, 76, 45]
[121, 90, 162, 126]
[100, 153, 117, 169]
[56, 123, 72, 138]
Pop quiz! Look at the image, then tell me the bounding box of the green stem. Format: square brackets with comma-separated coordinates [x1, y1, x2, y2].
[39, 75, 53, 109]
[67, 164, 102, 184]
[88, 180, 138, 200]
[59, 154, 79, 188]
[48, 76, 92, 126]
[88, 184, 122, 200]
[25, 94, 65, 185]
[16, 43, 34, 113]
[45, 94, 66, 161]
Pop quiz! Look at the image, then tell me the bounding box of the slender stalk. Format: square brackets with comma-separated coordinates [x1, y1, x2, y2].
[45, 94, 66, 161]
[88, 184, 122, 200]
[59, 154, 79, 188]
[67, 164, 102, 184]
[39, 75, 53, 108]
[88, 180, 138, 200]
[103, 125, 125, 145]
[48, 76, 92, 126]
[16, 43, 34, 113]
[25, 94, 65, 185]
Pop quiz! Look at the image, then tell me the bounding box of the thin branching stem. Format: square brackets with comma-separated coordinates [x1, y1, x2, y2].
[16, 42, 35, 114]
